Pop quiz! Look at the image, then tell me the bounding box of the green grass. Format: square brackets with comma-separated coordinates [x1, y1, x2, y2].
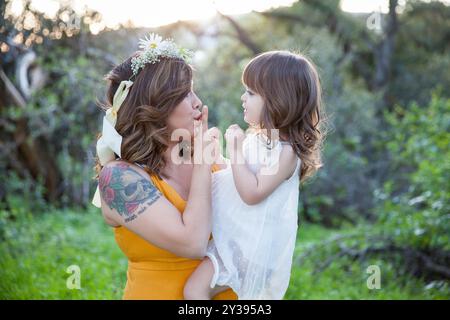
[286, 223, 449, 299]
[0, 208, 447, 299]
[0, 207, 126, 299]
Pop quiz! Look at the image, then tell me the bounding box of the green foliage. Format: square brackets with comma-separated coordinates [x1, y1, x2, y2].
[300, 95, 450, 287]
[0, 172, 48, 217]
[0, 42, 110, 208]
[376, 94, 450, 251]
[391, 1, 450, 106]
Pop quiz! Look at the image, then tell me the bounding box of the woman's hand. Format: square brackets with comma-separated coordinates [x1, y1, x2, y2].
[193, 106, 220, 165]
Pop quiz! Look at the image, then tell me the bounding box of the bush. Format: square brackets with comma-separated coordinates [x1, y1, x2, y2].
[297, 94, 450, 288]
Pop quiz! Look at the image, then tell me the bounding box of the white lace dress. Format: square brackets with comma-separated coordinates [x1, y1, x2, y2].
[206, 132, 301, 300]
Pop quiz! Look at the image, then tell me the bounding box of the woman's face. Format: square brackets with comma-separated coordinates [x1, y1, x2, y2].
[241, 86, 264, 126]
[167, 89, 203, 137]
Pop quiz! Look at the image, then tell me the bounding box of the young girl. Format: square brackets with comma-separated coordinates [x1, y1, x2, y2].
[184, 51, 324, 300]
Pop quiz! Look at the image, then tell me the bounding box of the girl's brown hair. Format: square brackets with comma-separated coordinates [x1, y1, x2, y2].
[94, 54, 193, 178]
[242, 50, 327, 183]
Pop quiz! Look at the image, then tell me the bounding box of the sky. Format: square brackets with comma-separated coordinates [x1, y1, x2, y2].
[7, 0, 449, 33]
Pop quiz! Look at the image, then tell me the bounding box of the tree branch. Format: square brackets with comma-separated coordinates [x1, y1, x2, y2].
[217, 11, 262, 55]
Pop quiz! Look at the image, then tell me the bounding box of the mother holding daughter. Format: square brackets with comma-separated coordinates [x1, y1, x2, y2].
[93, 34, 324, 300]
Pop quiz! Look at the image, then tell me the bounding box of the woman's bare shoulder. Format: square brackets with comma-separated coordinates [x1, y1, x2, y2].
[101, 159, 143, 172]
[99, 160, 163, 226]
[101, 159, 157, 182]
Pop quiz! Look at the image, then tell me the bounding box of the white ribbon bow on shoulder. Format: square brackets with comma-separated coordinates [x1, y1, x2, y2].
[92, 80, 133, 208]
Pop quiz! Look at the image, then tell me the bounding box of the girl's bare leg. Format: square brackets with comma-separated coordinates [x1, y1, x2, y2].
[184, 257, 230, 300]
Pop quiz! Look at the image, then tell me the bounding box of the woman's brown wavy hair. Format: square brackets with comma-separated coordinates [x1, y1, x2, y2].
[242, 50, 327, 183]
[94, 54, 193, 179]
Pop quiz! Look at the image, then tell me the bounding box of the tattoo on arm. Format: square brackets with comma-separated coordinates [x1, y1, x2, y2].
[99, 163, 162, 223]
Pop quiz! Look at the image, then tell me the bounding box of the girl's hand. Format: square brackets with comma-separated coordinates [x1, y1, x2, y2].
[207, 126, 220, 141]
[225, 124, 245, 156]
[207, 126, 221, 164]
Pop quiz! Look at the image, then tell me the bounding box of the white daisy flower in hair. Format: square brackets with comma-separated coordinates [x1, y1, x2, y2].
[139, 33, 163, 50]
[131, 33, 194, 77]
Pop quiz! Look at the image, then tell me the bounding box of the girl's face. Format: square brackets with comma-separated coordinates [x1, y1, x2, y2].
[167, 88, 203, 137]
[241, 86, 264, 126]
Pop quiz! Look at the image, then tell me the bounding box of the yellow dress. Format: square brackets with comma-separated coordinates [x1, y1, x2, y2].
[113, 165, 237, 300]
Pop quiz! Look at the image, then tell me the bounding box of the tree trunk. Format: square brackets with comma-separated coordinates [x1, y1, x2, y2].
[1, 63, 62, 204]
[373, 0, 399, 90]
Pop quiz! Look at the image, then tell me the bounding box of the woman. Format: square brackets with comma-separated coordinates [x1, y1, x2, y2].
[93, 35, 237, 300]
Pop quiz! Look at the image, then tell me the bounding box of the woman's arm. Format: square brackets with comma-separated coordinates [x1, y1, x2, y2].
[100, 161, 212, 259]
[225, 125, 297, 206]
[100, 107, 216, 259]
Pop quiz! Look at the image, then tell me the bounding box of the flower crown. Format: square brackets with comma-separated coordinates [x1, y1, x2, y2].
[130, 33, 194, 77]
[91, 34, 193, 208]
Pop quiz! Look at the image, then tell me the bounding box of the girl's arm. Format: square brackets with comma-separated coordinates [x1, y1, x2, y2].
[225, 125, 298, 205]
